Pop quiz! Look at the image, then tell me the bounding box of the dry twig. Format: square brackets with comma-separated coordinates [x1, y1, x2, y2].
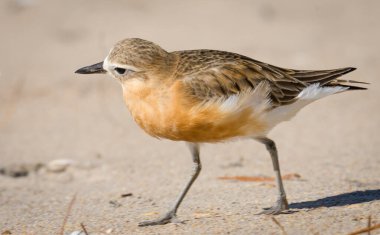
[81, 222, 89, 235]
[347, 223, 380, 235]
[121, 193, 133, 198]
[271, 217, 288, 235]
[218, 173, 301, 182]
[368, 216, 372, 235]
[59, 193, 77, 235]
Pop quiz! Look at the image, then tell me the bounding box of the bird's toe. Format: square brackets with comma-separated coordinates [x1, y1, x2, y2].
[138, 211, 182, 227]
[256, 197, 289, 215]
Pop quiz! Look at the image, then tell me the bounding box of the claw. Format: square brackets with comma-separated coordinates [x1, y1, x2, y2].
[257, 197, 289, 215]
[138, 211, 182, 227]
[257, 206, 284, 215]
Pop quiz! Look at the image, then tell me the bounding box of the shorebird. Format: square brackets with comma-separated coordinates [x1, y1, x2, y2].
[75, 38, 367, 226]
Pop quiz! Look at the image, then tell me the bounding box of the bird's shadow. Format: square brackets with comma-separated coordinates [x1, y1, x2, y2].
[289, 189, 380, 210]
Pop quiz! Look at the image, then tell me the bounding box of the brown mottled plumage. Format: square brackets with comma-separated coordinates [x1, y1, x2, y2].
[173, 49, 363, 106]
[75, 38, 367, 226]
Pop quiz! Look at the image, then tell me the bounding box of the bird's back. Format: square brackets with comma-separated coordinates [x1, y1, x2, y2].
[172, 49, 366, 107]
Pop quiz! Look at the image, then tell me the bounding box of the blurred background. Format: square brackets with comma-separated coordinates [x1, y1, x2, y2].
[0, 0, 379, 234]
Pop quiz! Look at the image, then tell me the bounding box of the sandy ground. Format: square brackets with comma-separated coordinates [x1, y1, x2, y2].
[1, 0, 380, 234]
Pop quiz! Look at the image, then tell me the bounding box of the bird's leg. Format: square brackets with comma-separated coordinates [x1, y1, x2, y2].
[255, 137, 289, 214]
[138, 143, 201, 226]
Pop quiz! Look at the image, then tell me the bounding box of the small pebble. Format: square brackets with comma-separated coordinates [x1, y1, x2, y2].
[69, 231, 85, 235]
[2, 230, 12, 235]
[109, 200, 122, 208]
[46, 159, 74, 173]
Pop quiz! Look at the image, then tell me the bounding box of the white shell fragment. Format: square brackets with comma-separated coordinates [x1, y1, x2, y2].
[69, 231, 86, 235]
[46, 159, 75, 173]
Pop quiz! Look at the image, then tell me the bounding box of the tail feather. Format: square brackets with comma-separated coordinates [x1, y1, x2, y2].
[335, 79, 370, 85]
[325, 84, 368, 90]
[290, 67, 368, 90]
[292, 67, 356, 82]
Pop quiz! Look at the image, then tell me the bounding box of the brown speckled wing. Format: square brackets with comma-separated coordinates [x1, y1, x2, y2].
[173, 50, 363, 107]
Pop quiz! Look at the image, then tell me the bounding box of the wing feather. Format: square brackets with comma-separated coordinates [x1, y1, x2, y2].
[173, 50, 365, 108]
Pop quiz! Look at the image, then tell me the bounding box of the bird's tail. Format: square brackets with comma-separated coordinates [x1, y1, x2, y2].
[290, 67, 369, 90]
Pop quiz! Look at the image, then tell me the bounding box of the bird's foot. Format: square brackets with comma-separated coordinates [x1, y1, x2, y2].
[257, 197, 289, 215]
[138, 211, 183, 227]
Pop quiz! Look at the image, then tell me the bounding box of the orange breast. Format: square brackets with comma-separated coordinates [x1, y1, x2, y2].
[123, 80, 267, 142]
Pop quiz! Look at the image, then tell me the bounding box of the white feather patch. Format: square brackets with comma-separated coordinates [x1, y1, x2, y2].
[103, 55, 140, 73]
[297, 83, 348, 100]
[189, 82, 272, 134]
[265, 84, 349, 128]
[219, 81, 272, 115]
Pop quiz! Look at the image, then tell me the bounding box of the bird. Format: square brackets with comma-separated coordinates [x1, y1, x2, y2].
[75, 38, 367, 226]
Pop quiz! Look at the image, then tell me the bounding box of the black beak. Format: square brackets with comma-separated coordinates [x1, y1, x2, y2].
[75, 61, 107, 74]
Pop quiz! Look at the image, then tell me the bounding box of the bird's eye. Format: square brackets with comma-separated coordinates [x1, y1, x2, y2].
[115, 67, 127, 75]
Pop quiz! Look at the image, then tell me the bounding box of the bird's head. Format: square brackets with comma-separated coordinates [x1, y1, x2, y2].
[75, 38, 173, 82]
